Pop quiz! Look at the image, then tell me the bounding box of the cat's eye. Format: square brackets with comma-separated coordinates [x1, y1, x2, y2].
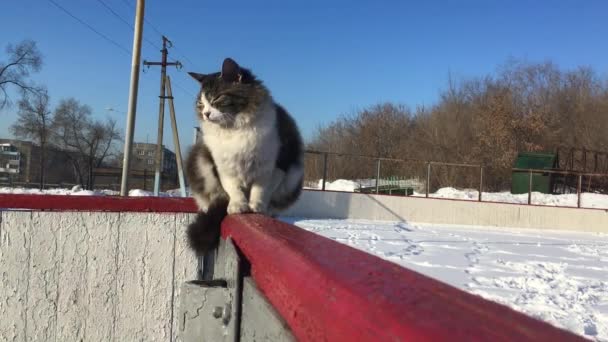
[212, 95, 228, 104]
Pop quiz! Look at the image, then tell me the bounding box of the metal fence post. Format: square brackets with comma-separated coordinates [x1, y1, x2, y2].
[577, 174, 582, 208]
[321, 152, 328, 191]
[528, 170, 533, 205]
[425, 162, 431, 198]
[478, 166, 483, 202]
[143, 169, 147, 191]
[375, 159, 381, 194]
[193, 126, 201, 144]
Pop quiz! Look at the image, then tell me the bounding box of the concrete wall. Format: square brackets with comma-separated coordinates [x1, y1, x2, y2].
[0, 210, 197, 342]
[284, 190, 608, 232]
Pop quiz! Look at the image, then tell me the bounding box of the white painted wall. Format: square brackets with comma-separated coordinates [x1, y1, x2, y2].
[0, 210, 197, 342]
[284, 190, 608, 232]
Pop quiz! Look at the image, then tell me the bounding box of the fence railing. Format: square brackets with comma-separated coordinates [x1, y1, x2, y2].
[3, 150, 608, 209]
[305, 150, 608, 208]
[512, 168, 608, 207]
[305, 149, 484, 198]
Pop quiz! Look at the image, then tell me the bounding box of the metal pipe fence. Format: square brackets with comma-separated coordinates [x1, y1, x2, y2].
[3, 150, 608, 209]
[304, 149, 483, 199]
[511, 167, 608, 208]
[304, 150, 608, 209]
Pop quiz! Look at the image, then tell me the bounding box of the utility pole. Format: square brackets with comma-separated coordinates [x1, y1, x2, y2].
[120, 0, 145, 196]
[165, 76, 187, 197]
[144, 36, 181, 195]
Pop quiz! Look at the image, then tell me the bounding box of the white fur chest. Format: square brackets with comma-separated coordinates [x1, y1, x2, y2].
[202, 119, 279, 185]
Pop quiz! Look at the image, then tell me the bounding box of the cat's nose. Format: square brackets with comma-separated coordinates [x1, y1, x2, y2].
[203, 111, 211, 118]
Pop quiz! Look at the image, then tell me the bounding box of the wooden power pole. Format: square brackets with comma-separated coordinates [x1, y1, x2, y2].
[143, 36, 182, 195]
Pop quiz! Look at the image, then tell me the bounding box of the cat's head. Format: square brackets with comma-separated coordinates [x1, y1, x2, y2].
[188, 58, 269, 128]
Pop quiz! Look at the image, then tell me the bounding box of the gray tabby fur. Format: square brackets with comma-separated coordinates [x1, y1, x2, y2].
[185, 58, 303, 255]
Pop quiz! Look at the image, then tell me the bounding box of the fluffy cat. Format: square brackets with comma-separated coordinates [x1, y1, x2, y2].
[185, 58, 304, 255]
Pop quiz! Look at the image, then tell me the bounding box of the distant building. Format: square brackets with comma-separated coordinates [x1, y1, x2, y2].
[0, 143, 21, 181]
[93, 142, 179, 191]
[0, 138, 78, 186]
[1, 138, 180, 190]
[130, 142, 177, 176]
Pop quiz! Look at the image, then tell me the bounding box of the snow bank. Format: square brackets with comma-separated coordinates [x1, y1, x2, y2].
[307, 179, 608, 209]
[0, 186, 119, 196]
[311, 179, 360, 192]
[0, 187, 182, 197]
[427, 186, 608, 209]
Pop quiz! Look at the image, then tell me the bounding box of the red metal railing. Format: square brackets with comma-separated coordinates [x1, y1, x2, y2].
[222, 214, 584, 341]
[0, 193, 197, 212]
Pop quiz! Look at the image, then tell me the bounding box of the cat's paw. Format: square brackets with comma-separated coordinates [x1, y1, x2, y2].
[249, 201, 268, 214]
[227, 200, 250, 215]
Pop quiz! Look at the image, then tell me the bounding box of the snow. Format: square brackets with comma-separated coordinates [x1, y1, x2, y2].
[313, 179, 360, 192]
[285, 218, 608, 341]
[430, 186, 608, 209]
[0, 186, 119, 196]
[0, 187, 183, 197]
[307, 179, 608, 209]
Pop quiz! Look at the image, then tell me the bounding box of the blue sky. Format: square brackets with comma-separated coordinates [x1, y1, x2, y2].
[1, 0, 607, 152]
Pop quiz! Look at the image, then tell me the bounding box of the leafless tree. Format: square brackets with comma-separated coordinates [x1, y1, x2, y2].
[0, 40, 43, 110]
[10, 89, 53, 189]
[53, 98, 121, 189]
[308, 59, 608, 192]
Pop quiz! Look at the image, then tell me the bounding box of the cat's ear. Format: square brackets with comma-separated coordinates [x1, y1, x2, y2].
[188, 72, 206, 83]
[221, 58, 241, 83]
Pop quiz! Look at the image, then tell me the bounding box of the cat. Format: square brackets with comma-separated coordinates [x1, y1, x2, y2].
[185, 58, 304, 256]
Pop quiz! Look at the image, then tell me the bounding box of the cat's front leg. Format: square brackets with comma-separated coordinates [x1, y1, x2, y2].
[249, 169, 285, 214]
[220, 175, 250, 214]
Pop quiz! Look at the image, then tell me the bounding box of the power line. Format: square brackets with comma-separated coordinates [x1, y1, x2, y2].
[172, 80, 195, 97]
[46, 0, 195, 105]
[46, 0, 131, 55]
[117, 0, 200, 70]
[119, 0, 164, 38]
[119, 0, 134, 9]
[95, 0, 162, 51]
[112, 0, 198, 97]
[172, 46, 200, 70]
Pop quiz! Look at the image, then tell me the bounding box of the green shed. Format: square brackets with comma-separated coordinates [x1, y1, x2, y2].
[511, 152, 557, 194]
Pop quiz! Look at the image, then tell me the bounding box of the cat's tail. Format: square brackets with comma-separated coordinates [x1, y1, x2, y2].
[187, 198, 229, 256]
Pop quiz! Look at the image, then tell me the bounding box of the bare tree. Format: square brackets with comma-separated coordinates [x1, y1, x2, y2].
[53, 98, 121, 189]
[0, 40, 43, 110]
[308, 59, 608, 191]
[10, 89, 53, 189]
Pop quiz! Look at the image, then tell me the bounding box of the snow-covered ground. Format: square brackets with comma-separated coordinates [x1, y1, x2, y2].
[285, 218, 608, 341]
[308, 179, 608, 209]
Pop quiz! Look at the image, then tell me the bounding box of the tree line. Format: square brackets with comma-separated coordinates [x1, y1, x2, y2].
[5, 39, 607, 192]
[307, 60, 608, 191]
[1, 40, 120, 189]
